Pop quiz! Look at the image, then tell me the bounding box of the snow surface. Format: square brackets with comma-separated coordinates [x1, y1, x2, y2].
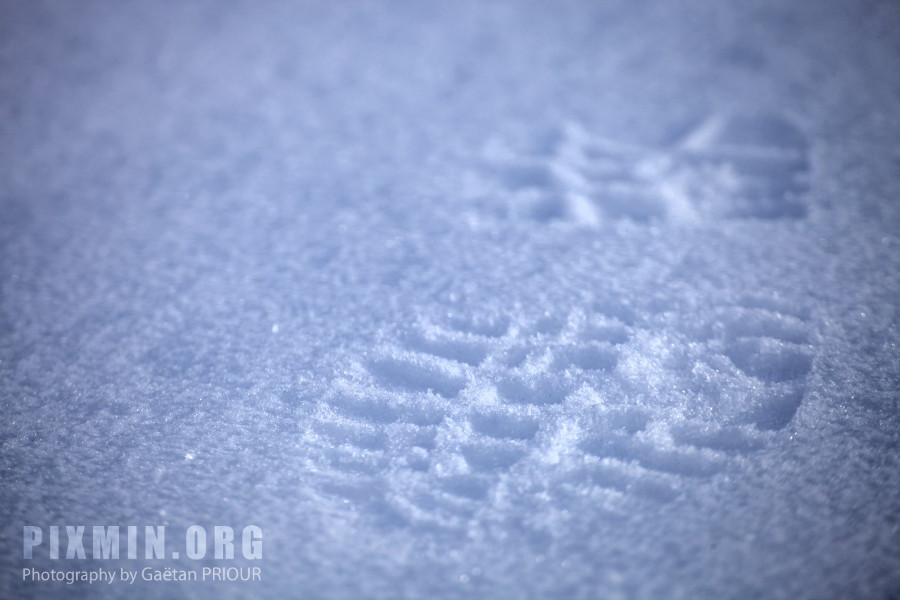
[1, 0, 899, 598]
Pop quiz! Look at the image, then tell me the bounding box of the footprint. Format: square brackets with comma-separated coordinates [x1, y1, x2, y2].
[318, 297, 813, 530]
[469, 411, 540, 441]
[578, 462, 680, 504]
[480, 111, 812, 226]
[724, 337, 812, 383]
[570, 138, 669, 223]
[670, 111, 812, 220]
[462, 441, 529, 472]
[713, 295, 814, 430]
[402, 329, 490, 367]
[484, 125, 667, 225]
[496, 373, 571, 405]
[366, 354, 466, 398]
[553, 343, 619, 372]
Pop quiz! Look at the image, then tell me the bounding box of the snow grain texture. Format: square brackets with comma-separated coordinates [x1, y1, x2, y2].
[313, 291, 816, 534]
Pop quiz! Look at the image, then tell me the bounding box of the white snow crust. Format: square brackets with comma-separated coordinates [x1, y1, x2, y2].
[1, 1, 898, 598]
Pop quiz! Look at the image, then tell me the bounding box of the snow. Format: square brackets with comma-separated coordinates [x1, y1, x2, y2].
[1, 0, 899, 598]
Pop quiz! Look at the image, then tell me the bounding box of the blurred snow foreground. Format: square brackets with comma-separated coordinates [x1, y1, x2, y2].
[0, 1, 898, 599]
